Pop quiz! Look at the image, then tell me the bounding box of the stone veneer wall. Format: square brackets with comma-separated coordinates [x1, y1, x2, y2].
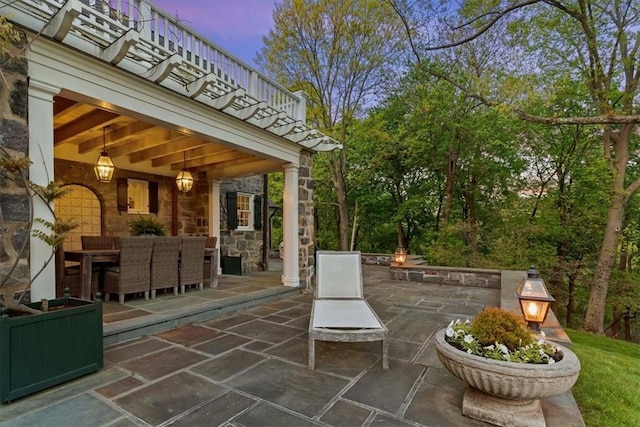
[54, 159, 177, 236]
[219, 175, 264, 274]
[0, 37, 30, 294]
[298, 151, 314, 289]
[390, 265, 501, 289]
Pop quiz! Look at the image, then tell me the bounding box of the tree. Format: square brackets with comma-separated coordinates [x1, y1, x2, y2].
[391, 0, 640, 333]
[257, 0, 406, 250]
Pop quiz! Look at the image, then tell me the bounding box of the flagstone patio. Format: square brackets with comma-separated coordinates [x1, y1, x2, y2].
[0, 265, 584, 427]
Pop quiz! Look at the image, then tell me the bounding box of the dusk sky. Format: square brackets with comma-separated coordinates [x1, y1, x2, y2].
[151, 0, 278, 67]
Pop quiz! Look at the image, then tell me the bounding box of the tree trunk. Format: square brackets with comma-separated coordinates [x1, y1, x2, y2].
[441, 148, 458, 226]
[327, 151, 350, 250]
[583, 134, 628, 332]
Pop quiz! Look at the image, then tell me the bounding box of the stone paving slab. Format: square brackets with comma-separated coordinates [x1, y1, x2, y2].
[1, 265, 584, 427]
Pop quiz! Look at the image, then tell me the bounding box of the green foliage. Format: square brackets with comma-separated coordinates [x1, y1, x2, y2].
[471, 307, 534, 350]
[445, 309, 560, 364]
[567, 329, 640, 427]
[129, 216, 166, 236]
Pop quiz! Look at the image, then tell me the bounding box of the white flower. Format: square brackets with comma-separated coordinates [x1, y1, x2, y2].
[464, 319, 471, 325]
[445, 328, 455, 338]
[497, 344, 509, 354]
[464, 334, 475, 344]
[485, 344, 495, 351]
[467, 349, 473, 354]
[547, 358, 555, 364]
[447, 320, 455, 328]
[540, 330, 546, 338]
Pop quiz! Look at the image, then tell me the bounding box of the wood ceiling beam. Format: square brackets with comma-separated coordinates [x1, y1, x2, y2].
[169, 149, 246, 170]
[205, 158, 283, 179]
[55, 110, 119, 145]
[129, 137, 209, 163]
[107, 130, 185, 158]
[78, 121, 157, 153]
[53, 97, 78, 116]
[154, 144, 233, 167]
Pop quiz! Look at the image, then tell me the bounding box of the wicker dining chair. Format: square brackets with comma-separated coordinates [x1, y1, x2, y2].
[80, 235, 114, 250]
[179, 236, 207, 293]
[150, 236, 180, 298]
[55, 244, 81, 298]
[103, 236, 154, 304]
[203, 236, 218, 284]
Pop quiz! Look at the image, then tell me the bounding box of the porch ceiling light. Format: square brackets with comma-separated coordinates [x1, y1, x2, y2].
[176, 151, 194, 192]
[517, 265, 555, 331]
[94, 127, 115, 183]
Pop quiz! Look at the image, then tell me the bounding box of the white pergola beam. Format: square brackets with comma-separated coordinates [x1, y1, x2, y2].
[229, 101, 267, 121]
[101, 29, 140, 65]
[142, 54, 182, 83]
[251, 111, 286, 129]
[210, 88, 246, 110]
[186, 74, 217, 99]
[287, 129, 318, 143]
[271, 121, 303, 136]
[43, 0, 82, 41]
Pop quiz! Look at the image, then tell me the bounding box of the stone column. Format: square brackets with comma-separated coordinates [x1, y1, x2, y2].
[28, 78, 60, 300]
[208, 177, 222, 274]
[298, 151, 315, 289]
[282, 163, 299, 287]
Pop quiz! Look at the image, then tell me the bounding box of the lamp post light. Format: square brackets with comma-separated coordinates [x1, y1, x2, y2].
[517, 265, 555, 331]
[394, 246, 407, 265]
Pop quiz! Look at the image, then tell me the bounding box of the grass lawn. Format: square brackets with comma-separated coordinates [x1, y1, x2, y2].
[566, 329, 640, 427]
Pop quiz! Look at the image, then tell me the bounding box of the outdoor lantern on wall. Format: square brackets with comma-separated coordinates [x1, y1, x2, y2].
[517, 265, 555, 331]
[175, 151, 194, 192]
[394, 246, 407, 265]
[94, 127, 115, 183]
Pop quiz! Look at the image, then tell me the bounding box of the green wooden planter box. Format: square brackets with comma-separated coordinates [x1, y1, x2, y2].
[0, 296, 103, 403]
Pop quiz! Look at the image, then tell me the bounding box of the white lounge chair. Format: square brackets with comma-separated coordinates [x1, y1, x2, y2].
[308, 251, 389, 370]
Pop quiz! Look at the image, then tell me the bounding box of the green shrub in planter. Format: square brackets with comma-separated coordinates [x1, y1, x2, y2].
[129, 216, 167, 236]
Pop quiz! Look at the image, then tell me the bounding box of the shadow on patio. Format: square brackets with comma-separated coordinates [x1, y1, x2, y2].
[0, 264, 583, 427]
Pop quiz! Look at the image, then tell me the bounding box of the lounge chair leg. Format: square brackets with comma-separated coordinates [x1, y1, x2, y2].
[382, 339, 389, 371]
[144, 291, 149, 300]
[118, 294, 125, 305]
[151, 289, 156, 299]
[173, 286, 178, 296]
[198, 282, 203, 291]
[308, 338, 315, 370]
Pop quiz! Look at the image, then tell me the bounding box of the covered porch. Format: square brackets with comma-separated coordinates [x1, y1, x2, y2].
[3, 0, 341, 300]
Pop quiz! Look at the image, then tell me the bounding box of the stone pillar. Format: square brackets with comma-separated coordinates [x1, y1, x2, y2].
[28, 78, 60, 300]
[208, 177, 222, 274]
[298, 151, 315, 289]
[282, 163, 299, 287]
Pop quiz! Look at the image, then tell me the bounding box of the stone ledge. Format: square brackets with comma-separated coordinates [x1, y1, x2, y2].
[388, 264, 571, 346]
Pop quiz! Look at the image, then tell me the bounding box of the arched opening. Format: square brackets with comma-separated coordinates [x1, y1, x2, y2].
[55, 184, 102, 250]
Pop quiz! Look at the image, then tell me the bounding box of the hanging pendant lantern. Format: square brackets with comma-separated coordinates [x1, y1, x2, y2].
[94, 127, 115, 183]
[176, 151, 194, 192]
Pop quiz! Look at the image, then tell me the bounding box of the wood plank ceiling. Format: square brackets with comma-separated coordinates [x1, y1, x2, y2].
[53, 96, 282, 179]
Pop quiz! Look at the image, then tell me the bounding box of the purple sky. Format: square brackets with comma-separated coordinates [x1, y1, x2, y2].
[151, 0, 277, 67]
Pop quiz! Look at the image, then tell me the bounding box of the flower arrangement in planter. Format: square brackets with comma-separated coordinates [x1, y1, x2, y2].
[444, 307, 561, 364]
[435, 307, 580, 427]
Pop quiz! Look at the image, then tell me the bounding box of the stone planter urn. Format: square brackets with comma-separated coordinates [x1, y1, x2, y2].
[434, 329, 580, 427]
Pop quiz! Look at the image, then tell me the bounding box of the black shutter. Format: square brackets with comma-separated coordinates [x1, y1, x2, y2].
[254, 195, 262, 231]
[117, 177, 128, 211]
[227, 191, 238, 230]
[149, 181, 159, 214]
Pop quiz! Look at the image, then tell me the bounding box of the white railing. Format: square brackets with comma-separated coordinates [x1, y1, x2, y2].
[20, 0, 302, 119]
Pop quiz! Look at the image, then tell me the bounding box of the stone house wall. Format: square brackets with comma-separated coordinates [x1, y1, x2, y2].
[298, 151, 315, 288]
[0, 40, 30, 295]
[219, 176, 264, 274]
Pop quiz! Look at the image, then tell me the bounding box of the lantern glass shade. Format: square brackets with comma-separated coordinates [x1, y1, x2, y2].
[394, 246, 407, 265]
[516, 267, 555, 330]
[94, 151, 115, 183]
[176, 169, 194, 192]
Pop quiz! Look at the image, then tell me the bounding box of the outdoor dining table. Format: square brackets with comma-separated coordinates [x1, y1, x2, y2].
[65, 248, 219, 300]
